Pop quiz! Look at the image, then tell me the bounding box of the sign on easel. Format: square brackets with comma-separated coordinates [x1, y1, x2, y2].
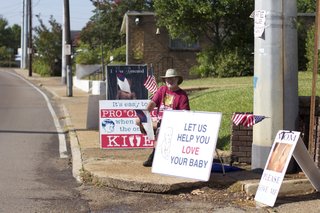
[152, 110, 222, 181]
[255, 130, 320, 207]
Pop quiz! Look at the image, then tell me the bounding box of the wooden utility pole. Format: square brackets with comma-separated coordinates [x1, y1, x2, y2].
[308, 0, 320, 160]
[64, 0, 73, 96]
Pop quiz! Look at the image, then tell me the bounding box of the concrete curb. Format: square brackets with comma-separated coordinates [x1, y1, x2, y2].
[242, 178, 314, 197]
[95, 176, 206, 193]
[62, 105, 83, 183]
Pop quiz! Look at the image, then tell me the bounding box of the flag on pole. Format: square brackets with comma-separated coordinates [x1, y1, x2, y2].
[232, 113, 266, 127]
[144, 67, 158, 95]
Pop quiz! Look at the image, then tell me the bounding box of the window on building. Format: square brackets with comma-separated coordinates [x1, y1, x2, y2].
[169, 38, 200, 50]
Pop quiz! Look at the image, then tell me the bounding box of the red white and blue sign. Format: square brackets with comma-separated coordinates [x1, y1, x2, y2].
[99, 100, 157, 149]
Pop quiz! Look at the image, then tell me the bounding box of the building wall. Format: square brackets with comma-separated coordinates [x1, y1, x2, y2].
[126, 14, 204, 81]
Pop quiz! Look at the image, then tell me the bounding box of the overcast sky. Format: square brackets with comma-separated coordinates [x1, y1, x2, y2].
[1, 0, 95, 30]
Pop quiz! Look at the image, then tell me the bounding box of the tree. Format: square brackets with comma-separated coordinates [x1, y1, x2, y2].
[154, 0, 253, 48]
[297, 0, 316, 71]
[77, 0, 153, 64]
[154, 0, 254, 77]
[8, 24, 21, 52]
[0, 16, 21, 66]
[297, 0, 316, 13]
[33, 16, 62, 76]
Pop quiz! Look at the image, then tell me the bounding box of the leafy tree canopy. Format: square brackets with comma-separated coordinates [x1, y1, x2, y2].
[153, 0, 254, 77]
[80, 0, 153, 51]
[0, 16, 20, 52]
[154, 0, 253, 49]
[297, 0, 316, 13]
[33, 16, 62, 75]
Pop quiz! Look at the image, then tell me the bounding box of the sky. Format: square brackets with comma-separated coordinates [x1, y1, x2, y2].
[0, 0, 95, 31]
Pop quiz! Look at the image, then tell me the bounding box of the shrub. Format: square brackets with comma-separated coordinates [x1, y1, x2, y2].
[75, 42, 100, 65]
[190, 48, 216, 77]
[214, 49, 252, 77]
[191, 47, 253, 77]
[305, 24, 320, 73]
[107, 45, 126, 64]
[75, 43, 126, 65]
[32, 57, 51, 76]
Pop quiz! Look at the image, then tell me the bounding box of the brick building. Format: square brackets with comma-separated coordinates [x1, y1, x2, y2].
[120, 11, 210, 81]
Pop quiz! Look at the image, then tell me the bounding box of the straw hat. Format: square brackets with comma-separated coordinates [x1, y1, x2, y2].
[160, 68, 183, 85]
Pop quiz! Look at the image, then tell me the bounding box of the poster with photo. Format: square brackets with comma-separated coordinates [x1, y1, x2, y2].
[107, 65, 148, 100]
[254, 130, 299, 207]
[152, 110, 222, 181]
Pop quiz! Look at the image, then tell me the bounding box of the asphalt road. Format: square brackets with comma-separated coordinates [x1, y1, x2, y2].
[0, 69, 89, 212]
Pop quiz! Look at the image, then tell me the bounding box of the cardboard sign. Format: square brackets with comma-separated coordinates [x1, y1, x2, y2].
[99, 100, 157, 149]
[253, 10, 266, 38]
[255, 130, 309, 207]
[152, 110, 222, 181]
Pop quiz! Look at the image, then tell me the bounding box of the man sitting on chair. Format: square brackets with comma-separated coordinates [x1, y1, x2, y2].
[137, 68, 190, 167]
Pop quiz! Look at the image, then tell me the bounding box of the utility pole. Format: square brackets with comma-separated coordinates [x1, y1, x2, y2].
[28, 0, 32, 77]
[252, 0, 298, 170]
[22, 0, 29, 69]
[61, 0, 66, 84]
[20, 0, 25, 69]
[64, 0, 73, 96]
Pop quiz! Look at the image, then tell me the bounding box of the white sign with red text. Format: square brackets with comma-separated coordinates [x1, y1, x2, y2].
[152, 110, 222, 181]
[99, 100, 157, 149]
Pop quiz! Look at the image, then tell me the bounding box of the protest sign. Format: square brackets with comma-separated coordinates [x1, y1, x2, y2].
[152, 110, 222, 181]
[253, 10, 266, 38]
[106, 65, 148, 100]
[99, 100, 157, 149]
[255, 130, 300, 207]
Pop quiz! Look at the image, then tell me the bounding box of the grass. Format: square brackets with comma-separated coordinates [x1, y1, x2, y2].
[180, 71, 320, 150]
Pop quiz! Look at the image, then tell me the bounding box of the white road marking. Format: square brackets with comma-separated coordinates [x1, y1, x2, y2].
[7, 72, 68, 158]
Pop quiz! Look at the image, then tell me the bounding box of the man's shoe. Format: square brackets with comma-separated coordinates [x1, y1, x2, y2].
[143, 158, 153, 167]
[143, 149, 155, 167]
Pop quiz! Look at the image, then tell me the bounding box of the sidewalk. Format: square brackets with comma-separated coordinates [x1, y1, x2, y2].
[14, 69, 315, 196]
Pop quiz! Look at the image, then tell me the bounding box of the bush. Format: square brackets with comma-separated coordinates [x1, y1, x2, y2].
[305, 24, 320, 73]
[32, 56, 61, 77]
[107, 45, 126, 64]
[214, 49, 252, 77]
[32, 57, 51, 76]
[0, 61, 18, 67]
[190, 49, 216, 77]
[75, 43, 126, 65]
[75, 42, 100, 65]
[191, 48, 253, 77]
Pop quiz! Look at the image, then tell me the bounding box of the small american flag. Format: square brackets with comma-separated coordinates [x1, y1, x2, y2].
[144, 67, 158, 95]
[232, 113, 266, 127]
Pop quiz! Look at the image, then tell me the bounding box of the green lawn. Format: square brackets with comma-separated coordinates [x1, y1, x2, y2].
[180, 71, 319, 150]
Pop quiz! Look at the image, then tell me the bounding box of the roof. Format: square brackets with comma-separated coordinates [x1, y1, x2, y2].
[120, 11, 155, 34]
